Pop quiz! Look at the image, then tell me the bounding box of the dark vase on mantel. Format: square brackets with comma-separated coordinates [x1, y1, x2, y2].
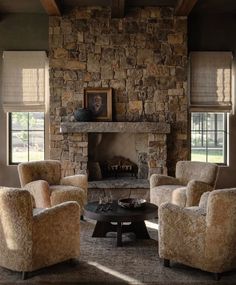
[74, 108, 92, 122]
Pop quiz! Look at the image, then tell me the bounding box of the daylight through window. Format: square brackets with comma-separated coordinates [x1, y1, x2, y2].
[9, 112, 45, 164]
[191, 112, 228, 164]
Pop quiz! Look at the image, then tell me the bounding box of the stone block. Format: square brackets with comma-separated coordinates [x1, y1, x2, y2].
[54, 48, 68, 59]
[110, 80, 126, 90]
[77, 31, 84, 43]
[54, 70, 64, 78]
[56, 107, 67, 117]
[87, 55, 100, 72]
[49, 17, 60, 27]
[128, 101, 142, 113]
[146, 64, 169, 76]
[168, 89, 184, 96]
[176, 67, 187, 81]
[96, 34, 109, 45]
[116, 103, 126, 115]
[50, 35, 63, 48]
[50, 148, 62, 159]
[145, 102, 155, 115]
[65, 61, 86, 70]
[101, 65, 113, 79]
[174, 18, 187, 33]
[62, 91, 74, 106]
[155, 102, 165, 111]
[148, 159, 157, 168]
[167, 33, 184, 44]
[150, 8, 161, 18]
[53, 27, 60, 35]
[76, 9, 91, 19]
[95, 45, 102, 54]
[137, 49, 154, 65]
[114, 69, 126, 80]
[61, 20, 72, 34]
[64, 70, 77, 81]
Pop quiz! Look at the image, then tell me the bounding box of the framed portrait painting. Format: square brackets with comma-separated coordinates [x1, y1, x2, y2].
[84, 88, 112, 121]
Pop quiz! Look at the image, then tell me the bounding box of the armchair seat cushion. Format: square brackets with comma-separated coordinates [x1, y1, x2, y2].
[151, 185, 186, 208]
[50, 185, 85, 209]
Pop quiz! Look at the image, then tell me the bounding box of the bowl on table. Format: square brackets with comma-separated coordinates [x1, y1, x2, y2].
[118, 198, 146, 209]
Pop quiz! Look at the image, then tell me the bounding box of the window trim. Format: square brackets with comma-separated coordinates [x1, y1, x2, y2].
[8, 112, 45, 165]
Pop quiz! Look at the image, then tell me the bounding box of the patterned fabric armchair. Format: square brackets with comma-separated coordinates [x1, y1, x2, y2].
[158, 188, 236, 279]
[18, 160, 88, 211]
[150, 161, 218, 207]
[0, 187, 80, 279]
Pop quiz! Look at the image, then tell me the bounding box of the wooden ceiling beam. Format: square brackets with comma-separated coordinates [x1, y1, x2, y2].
[174, 0, 198, 16]
[40, 0, 62, 16]
[111, 0, 125, 18]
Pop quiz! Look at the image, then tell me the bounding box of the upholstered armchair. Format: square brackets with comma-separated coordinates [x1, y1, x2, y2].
[150, 161, 218, 207]
[18, 160, 88, 211]
[158, 188, 236, 279]
[0, 187, 80, 279]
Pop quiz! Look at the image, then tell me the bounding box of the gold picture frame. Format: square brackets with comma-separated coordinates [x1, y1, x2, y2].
[84, 88, 112, 121]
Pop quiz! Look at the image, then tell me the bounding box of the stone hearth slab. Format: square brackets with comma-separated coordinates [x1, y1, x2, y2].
[88, 178, 149, 189]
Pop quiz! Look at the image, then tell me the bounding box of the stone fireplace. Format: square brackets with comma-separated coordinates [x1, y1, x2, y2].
[49, 5, 188, 197]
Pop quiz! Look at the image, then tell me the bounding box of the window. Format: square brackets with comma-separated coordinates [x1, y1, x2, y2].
[191, 112, 228, 164]
[9, 112, 45, 164]
[1, 51, 48, 164]
[189, 52, 232, 165]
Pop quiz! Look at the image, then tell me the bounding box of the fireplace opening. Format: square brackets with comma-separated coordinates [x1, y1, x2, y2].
[100, 156, 138, 178]
[88, 133, 148, 181]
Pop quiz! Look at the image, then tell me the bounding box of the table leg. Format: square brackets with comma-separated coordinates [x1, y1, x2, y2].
[91, 220, 149, 245]
[92, 221, 116, 237]
[122, 221, 150, 239]
[117, 222, 122, 247]
[132, 221, 150, 239]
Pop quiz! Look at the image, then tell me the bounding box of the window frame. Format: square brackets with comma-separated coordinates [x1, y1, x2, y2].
[8, 112, 45, 165]
[190, 112, 228, 165]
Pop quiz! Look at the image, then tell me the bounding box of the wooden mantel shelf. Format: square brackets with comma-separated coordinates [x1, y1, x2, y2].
[60, 122, 170, 134]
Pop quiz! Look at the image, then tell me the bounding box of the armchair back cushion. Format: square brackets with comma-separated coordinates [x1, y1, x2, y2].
[176, 161, 218, 186]
[0, 188, 33, 271]
[18, 160, 61, 187]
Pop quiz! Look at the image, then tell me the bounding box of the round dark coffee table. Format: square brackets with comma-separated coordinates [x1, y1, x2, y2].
[84, 200, 158, 246]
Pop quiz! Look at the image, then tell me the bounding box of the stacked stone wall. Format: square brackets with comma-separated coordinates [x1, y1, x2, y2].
[49, 6, 188, 175]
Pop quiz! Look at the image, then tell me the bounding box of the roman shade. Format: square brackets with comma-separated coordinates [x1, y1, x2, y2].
[1, 51, 47, 112]
[190, 51, 232, 112]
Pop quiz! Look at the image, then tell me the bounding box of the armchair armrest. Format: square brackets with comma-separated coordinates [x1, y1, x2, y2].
[150, 174, 181, 188]
[24, 180, 51, 208]
[199, 191, 210, 210]
[61, 174, 88, 192]
[33, 201, 80, 261]
[33, 201, 80, 221]
[186, 180, 214, 207]
[158, 202, 206, 259]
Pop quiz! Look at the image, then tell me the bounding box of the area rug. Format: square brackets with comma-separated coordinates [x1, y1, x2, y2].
[0, 220, 235, 285]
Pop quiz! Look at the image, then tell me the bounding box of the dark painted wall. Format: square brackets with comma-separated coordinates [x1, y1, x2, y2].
[188, 13, 236, 52]
[188, 13, 236, 188]
[0, 13, 48, 186]
[0, 14, 48, 51]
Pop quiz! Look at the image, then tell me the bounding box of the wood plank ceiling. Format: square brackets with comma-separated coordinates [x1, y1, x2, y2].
[1, 0, 236, 17]
[38, 0, 196, 17]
